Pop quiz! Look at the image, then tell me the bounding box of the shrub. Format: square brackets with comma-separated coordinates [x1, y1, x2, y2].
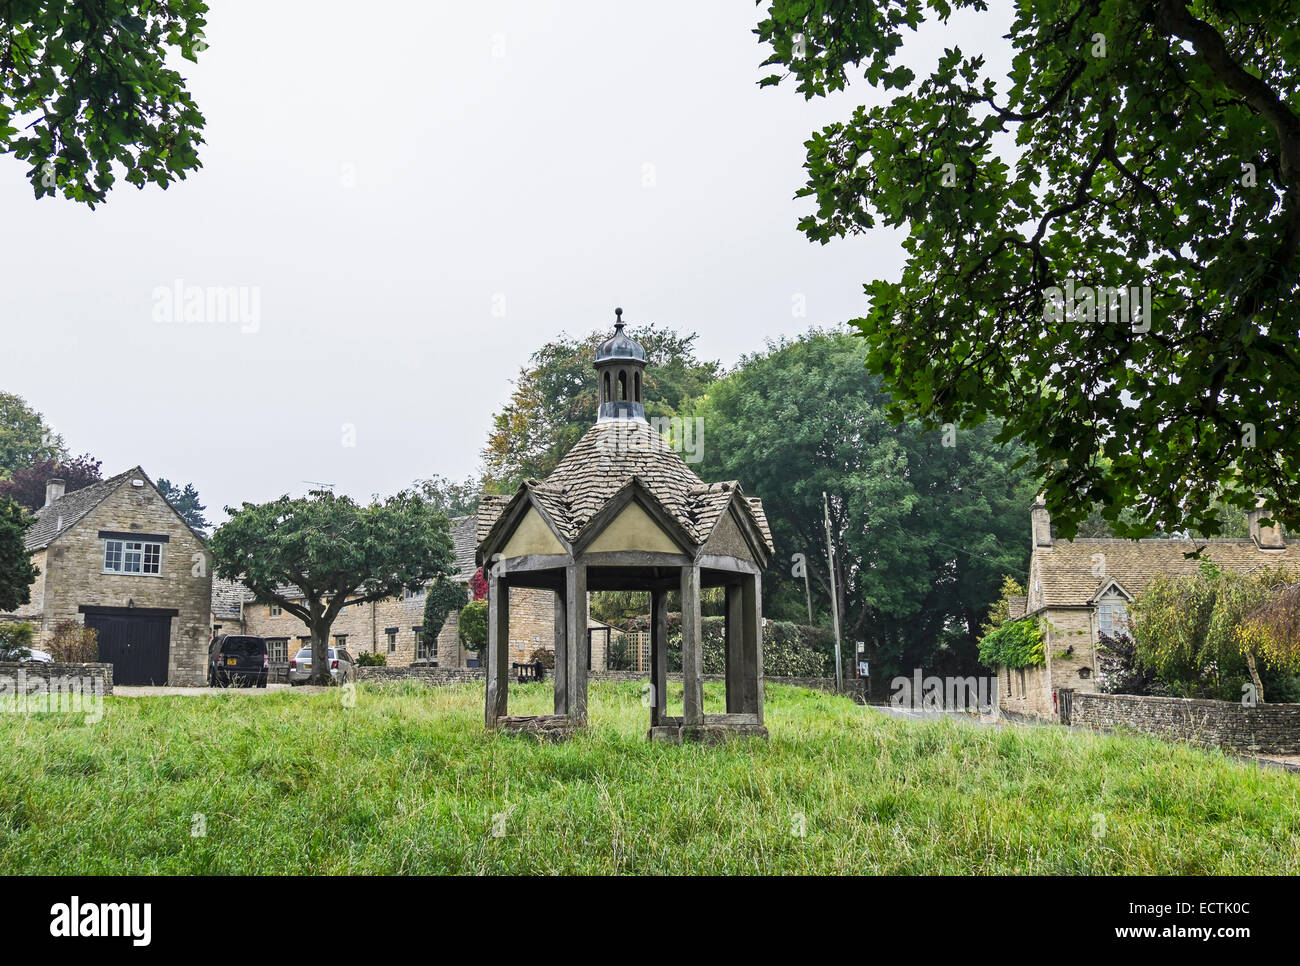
[47, 620, 98, 663]
[0, 621, 35, 661]
[624, 614, 828, 676]
[458, 599, 488, 651]
[527, 646, 555, 669]
[355, 651, 387, 667]
[977, 618, 1044, 669]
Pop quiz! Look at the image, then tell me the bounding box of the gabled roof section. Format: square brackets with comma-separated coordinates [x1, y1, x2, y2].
[474, 421, 775, 563]
[1089, 579, 1135, 604]
[1032, 538, 1297, 609]
[23, 466, 144, 551]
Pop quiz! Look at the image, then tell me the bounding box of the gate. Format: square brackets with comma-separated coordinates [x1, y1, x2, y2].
[83, 610, 173, 685]
[1057, 687, 1074, 725]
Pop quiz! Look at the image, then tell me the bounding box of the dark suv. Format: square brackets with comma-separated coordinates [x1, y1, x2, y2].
[209, 635, 269, 688]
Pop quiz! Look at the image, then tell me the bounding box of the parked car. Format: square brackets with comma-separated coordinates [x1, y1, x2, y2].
[25, 649, 53, 663]
[209, 635, 268, 688]
[288, 646, 355, 686]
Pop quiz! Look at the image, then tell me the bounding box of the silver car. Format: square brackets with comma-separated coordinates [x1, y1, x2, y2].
[288, 646, 356, 685]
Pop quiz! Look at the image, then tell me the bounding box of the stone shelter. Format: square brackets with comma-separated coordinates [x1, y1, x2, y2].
[476, 310, 775, 739]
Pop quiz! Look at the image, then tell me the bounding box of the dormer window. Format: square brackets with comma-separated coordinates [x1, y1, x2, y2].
[1097, 596, 1130, 638]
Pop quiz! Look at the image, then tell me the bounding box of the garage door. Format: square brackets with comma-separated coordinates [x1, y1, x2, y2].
[83, 611, 173, 685]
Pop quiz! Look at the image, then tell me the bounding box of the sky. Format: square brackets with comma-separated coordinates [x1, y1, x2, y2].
[1, 1, 1013, 524]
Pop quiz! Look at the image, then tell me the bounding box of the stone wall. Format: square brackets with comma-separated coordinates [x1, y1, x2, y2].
[997, 663, 1054, 718]
[0, 661, 114, 696]
[1064, 690, 1300, 754]
[241, 585, 561, 669]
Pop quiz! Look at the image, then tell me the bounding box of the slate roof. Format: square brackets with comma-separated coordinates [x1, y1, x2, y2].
[23, 467, 144, 551]
[477, 420, 774, 556]
[211, 578, 249, 619]
[1031, 538, 1295, 609]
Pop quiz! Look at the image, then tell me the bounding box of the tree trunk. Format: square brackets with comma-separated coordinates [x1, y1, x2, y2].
[1244, 649, 1265, 704]
[308, 620, 333, 686]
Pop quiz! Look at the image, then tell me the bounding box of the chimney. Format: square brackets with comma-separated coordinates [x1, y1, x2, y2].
[44, 479, 65, 507]
[1248, 497, 1285, 549]
[1031, 493, 1053, 548]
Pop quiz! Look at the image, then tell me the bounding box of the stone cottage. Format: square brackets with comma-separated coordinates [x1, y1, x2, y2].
[1000, 495, 1294, 717]
[228, 514, 621, 669]
[0, 467, 212, 685]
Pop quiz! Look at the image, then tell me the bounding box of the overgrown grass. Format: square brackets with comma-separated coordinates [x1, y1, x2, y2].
[0, 682, 1296, 874]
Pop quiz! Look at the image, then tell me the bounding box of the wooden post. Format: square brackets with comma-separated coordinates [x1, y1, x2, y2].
[565, 563, 589, 724]
[650, 588, 668, 726]
[725, 582, 744, 713]
[681, 564, 703, 726]
[485, 571, 510, 727]
[743, 572, 763, 724]
[553, 589, 567, 715]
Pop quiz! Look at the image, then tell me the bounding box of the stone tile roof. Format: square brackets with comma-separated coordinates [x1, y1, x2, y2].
[1032, 538, 1295, 608]
[476, 421, 774, 555]
[449, 514, 477, 579]
[23, 467, 141, 551]
[1007, 596, 1027, 620]
[211, 578, 249, 619]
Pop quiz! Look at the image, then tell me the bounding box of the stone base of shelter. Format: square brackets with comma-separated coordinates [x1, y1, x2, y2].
[647, 714, 769, 743]
[494, 714, 581, 740]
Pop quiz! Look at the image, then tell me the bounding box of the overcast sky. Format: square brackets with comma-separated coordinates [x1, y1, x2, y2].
[1, 1, 1013, 523]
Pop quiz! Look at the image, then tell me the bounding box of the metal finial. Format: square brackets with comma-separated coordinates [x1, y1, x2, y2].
[614, 307, 623, 329]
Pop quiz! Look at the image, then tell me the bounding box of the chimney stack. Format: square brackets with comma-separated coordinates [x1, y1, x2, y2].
[44, 479, 65, 507]
[1031, 493, 1053, 548]
[1248, 497, 1285, 549]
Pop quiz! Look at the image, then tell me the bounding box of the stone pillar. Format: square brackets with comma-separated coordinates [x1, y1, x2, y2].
[725, 582, 744, 713]
[553, 588, 567, 715]
[565, 563, 588, 724]
[650, 588, 669, 726]
[743, 572, 763, 723]
[681, 564, 703, 726]
[485, 571, 510, 727]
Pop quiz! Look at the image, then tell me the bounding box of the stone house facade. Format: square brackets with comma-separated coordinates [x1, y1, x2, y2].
[1, 468, 212, 686]
[219, 514, 622, 670]
[999, 496, 1294, 718]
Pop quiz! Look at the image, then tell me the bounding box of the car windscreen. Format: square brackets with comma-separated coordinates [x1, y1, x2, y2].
[222, 637, 265, 656]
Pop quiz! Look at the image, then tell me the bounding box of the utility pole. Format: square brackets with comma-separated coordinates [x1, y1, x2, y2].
[823, 491, 843, 692]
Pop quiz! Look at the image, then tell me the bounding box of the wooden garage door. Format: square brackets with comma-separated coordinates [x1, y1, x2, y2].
[84, 612, 172, 685]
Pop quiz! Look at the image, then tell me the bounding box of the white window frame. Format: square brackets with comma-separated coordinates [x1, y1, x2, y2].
[103, 538, 163, 576]
[1097, 596, 1130, 639]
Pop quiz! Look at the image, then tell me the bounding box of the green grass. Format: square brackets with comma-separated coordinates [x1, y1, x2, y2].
[0, 681, 1296, 874]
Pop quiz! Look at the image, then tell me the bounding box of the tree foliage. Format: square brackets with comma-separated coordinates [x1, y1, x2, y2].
[209, 490, 457, 684]
[0, 453, 101, 511]
[0, 497, 37, 611]
[976, 618, 1044, 670]
[0, 0, 208, 205]
[757, 0, 1300, 538]
[458, 598, 488, 652]
[156, 477, 209, 533]
[422, 576, 467, 646]
[687, 329, 1036, 682]
[1132, 562, 1298, 701]
[0, 391, 63, 477]
[0, 620, 34, 661]
[415, 474, 480, 518]
[482, 324, 720, 492]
